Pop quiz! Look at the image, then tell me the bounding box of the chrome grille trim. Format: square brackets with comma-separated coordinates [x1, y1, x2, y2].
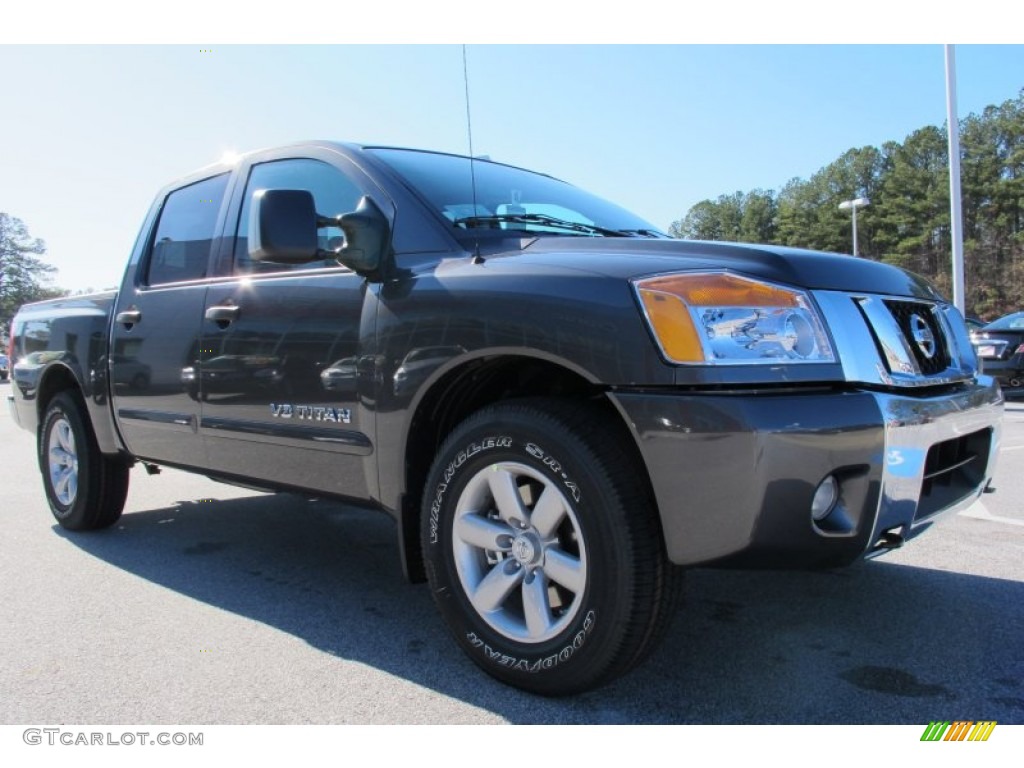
[812, 290, 977, 388]
[855, 296, 919, 377]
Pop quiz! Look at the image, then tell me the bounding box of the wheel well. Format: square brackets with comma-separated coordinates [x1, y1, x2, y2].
[399, 355, 637, 582]
[36, 365, 80, 424]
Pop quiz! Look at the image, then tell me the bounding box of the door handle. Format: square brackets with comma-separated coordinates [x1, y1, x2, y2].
[115, 309, 142, 326]
[205, 305, 241, 325]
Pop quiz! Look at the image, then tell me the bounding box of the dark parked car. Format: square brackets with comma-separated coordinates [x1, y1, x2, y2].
[972, 311, 1024, 394]
[0, 352, 9, 381]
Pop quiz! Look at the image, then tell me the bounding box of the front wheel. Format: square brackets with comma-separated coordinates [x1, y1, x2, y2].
[39, 391, 129, 530]
[421, 398, 680, 695]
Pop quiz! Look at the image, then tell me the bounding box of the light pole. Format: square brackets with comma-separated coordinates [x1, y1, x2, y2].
[945, 44, 965, 313]
[838, 197, 870, 257]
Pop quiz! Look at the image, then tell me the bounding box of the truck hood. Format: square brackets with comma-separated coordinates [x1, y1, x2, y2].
[490, 237, 944, 301]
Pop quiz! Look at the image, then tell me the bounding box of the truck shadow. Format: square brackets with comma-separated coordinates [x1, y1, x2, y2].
[59, 493, 1024, 724]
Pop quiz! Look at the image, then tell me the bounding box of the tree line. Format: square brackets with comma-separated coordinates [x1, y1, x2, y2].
[0, 212, 62, 338]
[669, 89, 1024, 320]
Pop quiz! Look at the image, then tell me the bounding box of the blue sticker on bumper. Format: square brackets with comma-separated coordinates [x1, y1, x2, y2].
[885, 447, 926, 477]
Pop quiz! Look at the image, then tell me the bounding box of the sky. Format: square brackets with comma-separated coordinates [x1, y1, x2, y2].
[2, 16, 1023, 293]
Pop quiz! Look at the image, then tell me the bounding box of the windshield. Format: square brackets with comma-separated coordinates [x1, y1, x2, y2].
[368, 148, 663, 237]
[984, 312, 1024, 331]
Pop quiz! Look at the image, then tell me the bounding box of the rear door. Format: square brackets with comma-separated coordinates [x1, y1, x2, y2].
[197, 150, 386, 500]
[110, 172, 231, 467]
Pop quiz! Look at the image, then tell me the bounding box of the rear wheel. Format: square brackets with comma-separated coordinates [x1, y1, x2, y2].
[421, 398, 680, 695]
[39, 392, 129, 530]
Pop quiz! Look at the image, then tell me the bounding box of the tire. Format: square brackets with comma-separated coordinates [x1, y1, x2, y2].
[421, 398, 680, 695]
[38, 391, 129, 531]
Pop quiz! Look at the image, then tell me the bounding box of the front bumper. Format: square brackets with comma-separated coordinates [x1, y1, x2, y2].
[610, 376, 1003, 568]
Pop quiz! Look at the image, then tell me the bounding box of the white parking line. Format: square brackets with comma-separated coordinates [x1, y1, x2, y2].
[959, 502, 1024, 527]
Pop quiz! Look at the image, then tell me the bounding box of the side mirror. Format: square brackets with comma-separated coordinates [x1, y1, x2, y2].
[248, 189, 391, 279]
[336, 196, 390, 278]
[248, 189, 319, 263]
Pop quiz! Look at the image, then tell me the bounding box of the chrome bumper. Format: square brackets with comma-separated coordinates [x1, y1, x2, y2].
[867, 375, 1003, 548]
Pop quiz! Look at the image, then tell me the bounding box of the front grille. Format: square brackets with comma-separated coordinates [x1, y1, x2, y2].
[916, 428, 991, 520]
[884, 300, 950, 375]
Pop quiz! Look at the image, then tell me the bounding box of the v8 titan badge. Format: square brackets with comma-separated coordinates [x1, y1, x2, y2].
[270, 403, 352, 424]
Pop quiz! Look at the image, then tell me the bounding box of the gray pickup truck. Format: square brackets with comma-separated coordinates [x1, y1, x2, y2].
[7, 141, 1003, 695]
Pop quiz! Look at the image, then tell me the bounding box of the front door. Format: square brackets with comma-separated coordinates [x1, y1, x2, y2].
[197, 155, 379, 499]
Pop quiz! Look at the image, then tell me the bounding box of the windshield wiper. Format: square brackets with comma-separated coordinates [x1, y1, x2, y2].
[617, 228, 669, 239]
[453, 213, 628, 238]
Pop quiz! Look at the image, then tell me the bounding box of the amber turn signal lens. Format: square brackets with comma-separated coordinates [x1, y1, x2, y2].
[637, 289, 704, 363]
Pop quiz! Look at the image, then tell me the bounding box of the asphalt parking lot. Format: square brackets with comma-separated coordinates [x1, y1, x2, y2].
[1, 380, 1021, 725]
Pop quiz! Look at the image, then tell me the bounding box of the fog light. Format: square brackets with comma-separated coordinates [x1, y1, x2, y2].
[811, 475, 839, 521]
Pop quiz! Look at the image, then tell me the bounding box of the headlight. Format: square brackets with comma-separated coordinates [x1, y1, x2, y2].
[632, 272, 834, 365]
